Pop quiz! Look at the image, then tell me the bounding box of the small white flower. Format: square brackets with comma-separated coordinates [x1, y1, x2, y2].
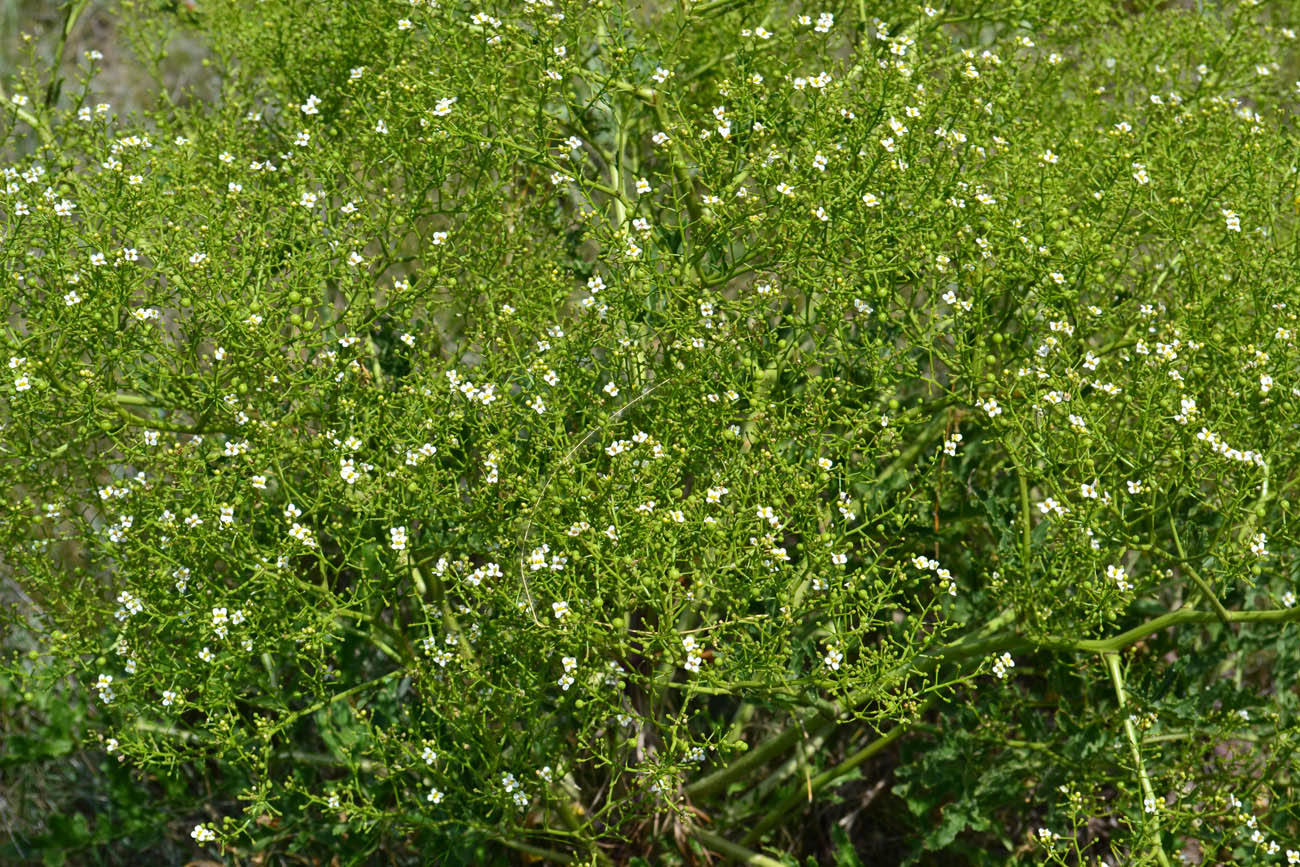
[1107, 564, 1133, 592]
[340, 458, 359, 484]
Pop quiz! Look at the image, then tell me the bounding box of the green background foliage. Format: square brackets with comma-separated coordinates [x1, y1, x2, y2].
[4, 0, 1300, 864]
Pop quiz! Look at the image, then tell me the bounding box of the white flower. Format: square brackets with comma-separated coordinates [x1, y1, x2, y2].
[289, 522, 316, 547]
[340, 458, 359, 484]
[824, 647, 844, 671]
[552, 600, 571, 620]
[390, 526, 408, 551]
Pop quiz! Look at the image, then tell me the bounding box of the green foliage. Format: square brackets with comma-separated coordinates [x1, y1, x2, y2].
[4, 0, 1300, 863]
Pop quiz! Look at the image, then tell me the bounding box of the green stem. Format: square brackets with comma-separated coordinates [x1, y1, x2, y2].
[1018, 463, 1033, 576]
[689, 826, 788, 867]
[1168, 518, 1230, 624]
[1105, 651, 1171, 867]
[271, 669, 403, 735]
[687, 609, 1015, 801]
[741, 723, 908, 846]
[688, 605, 1300, 800]
[491, 836, 575, 864]
[45, 0, 91, 109]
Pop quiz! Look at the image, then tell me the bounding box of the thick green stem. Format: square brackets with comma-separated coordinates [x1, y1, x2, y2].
[742, 723, 909, 846]
[1105, 651, 1172, 867]
[491, 836, 575, 864]
[689, 826, 788, 867]
[1018, 464, 1033, 576]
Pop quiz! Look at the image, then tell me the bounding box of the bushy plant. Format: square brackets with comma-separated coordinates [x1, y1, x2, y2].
[5, 0, 1300, 863]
